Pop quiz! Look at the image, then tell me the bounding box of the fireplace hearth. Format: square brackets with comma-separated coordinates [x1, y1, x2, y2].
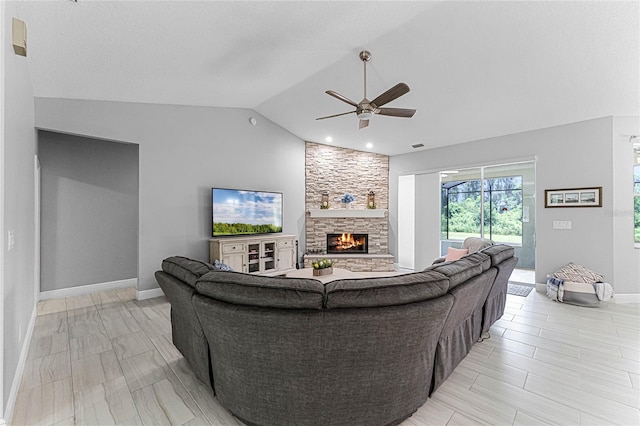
[327, 233, 368, 254]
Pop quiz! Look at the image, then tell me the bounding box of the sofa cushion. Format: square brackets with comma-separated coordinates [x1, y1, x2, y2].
[445, 247, 468, 262]
[463, 237, 494, 253]
[195, 271, 325, 310]
[325, 270, 449, 309]
[463, 251, 491, 271]
[427, 257, 483, 289]
[162, 256, 215, 288]
[212, 259, 234, 271]
[481, 244, 515, 266]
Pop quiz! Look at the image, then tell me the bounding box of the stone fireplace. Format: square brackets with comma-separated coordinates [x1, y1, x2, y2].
[304, 142, 394, 272]
[327, 233, 368, 254]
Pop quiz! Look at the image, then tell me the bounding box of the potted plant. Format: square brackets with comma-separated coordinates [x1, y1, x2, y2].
[340, 193, 355, 209]
[312, 258, 334, 276]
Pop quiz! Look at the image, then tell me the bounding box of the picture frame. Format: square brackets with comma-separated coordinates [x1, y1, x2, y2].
[544, 186, 602, 208]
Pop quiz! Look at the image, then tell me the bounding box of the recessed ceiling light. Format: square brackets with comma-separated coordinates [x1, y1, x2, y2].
[366, 142, 373, 149]
[325, 136, 333, 143]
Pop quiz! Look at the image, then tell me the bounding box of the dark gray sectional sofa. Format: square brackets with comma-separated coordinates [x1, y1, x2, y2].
[154, 244, 516, 426]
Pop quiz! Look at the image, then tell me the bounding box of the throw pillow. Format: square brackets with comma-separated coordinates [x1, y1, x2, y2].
[553, 262, 604, 284]
[213, 259, 234, 272]
[445, 247, 468, 262]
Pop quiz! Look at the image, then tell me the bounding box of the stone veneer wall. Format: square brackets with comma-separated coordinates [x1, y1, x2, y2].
[304, 255, 394, 272]
[305, 215, 389, 254]
[305, 142, 390, 263]
[305, 141, 389, 211]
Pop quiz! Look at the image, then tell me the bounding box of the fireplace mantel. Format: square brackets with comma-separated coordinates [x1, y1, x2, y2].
[307, 209, 387, 219]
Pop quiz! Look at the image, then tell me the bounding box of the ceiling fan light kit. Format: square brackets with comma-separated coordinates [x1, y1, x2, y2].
[317, 50, 416, 129]
[356, 111, 373, 120]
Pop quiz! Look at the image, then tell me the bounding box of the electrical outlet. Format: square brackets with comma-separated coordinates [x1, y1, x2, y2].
[553, 220, 572, 230]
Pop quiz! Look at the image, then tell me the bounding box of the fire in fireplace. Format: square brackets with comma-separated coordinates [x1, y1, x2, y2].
[327, 233, 368, 254]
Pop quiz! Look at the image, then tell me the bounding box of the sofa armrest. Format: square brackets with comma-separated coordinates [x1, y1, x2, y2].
[432, 257, 446, 265]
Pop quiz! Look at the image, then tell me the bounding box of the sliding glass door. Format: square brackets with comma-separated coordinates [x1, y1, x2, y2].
[440, 161, 535, 268]
[441, 167, 483, 241]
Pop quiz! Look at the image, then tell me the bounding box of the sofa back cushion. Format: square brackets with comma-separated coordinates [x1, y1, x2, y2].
[325, 270, 449, 309]
[427, 257, 484, 289]
[162, 256, 215, 288]
[196, 271, 325, 310]
[462, 237, 494, 253]
[481, 244, 515, 266]
[463, 252, 491, 272]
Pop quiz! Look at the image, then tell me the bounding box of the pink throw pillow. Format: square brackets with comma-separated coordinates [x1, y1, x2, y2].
[445, 247, 468, 262]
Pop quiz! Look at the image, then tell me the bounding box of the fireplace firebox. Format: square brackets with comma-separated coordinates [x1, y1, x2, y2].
[327, 233, 368, 254]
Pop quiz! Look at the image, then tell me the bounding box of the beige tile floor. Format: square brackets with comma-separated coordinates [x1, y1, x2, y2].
[508, 268, 535, 284]
[11, 282, 640, 425]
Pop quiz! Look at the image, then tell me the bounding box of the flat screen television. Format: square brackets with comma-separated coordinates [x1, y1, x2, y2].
[212, 188, 283, 237]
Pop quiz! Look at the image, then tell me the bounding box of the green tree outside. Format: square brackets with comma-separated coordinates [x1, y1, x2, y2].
[214, 222, 282, 235]
[442, 176, 523, 244]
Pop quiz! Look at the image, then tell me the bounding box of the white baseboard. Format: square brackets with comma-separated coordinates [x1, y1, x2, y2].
[4, 305, 37, 425]
[136, 287, 165, 301]
[613, 294, 640, 304]
[39, 278, 138, 300]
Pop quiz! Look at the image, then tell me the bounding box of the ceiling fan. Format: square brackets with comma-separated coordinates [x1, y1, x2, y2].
[316, 50, 416, 129]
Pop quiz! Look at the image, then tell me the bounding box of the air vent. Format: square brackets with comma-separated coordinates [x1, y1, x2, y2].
[411, 143, 424, 148]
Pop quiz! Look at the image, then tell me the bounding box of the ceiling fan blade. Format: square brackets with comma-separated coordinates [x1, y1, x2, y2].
[326, 90, 359, 107]
[316, 111, 356, 121]
[359, 119, 370, 129]
[371, 83, 410, 108]
[376, 107, 416, 118]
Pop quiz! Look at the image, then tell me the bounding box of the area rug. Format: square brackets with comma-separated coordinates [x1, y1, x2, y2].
[507, 281, 534, 297]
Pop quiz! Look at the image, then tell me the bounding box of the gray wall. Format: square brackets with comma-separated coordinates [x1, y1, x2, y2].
[2, 2, 38, 416]
[38, 131, 138, 291]
[390, 117, 637, 292]
[34, 99, 306, 292]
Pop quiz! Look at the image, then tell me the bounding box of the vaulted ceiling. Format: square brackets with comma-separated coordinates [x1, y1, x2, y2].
[17, 0, 640, 155]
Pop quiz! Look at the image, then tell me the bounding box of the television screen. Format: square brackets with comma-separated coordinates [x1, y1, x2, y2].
[212, 188, 283, 236]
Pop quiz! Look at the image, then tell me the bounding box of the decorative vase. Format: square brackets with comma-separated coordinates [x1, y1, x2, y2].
[313, 267, 333, 276]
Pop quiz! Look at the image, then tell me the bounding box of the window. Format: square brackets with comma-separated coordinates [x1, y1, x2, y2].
[441, 180, 482, 240]
[484, 177, 523, 244]
[634, 145, 640, 244]
[442, 175, 523, 244]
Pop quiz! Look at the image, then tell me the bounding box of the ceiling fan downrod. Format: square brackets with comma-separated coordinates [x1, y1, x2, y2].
[359, 50, 371, 100]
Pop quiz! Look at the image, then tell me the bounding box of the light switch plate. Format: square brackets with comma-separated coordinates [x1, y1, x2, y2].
[553, 220, 572, 230]
[8, 230, 15, 251]
[12, 18, 27, 57]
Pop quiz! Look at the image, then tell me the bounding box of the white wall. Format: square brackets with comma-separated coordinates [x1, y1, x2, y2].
[397, 174, 415, 269]
[38, 131, 139, 291]
[612, 116, 640, 297]
[34, 98, 306, 293]
[390, 117, 638, 295]
[414, 173, 441, 271]
[2, 2, 38, 419]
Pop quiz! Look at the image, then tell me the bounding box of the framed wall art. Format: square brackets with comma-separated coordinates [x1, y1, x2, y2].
[544, 187, 602, 208]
